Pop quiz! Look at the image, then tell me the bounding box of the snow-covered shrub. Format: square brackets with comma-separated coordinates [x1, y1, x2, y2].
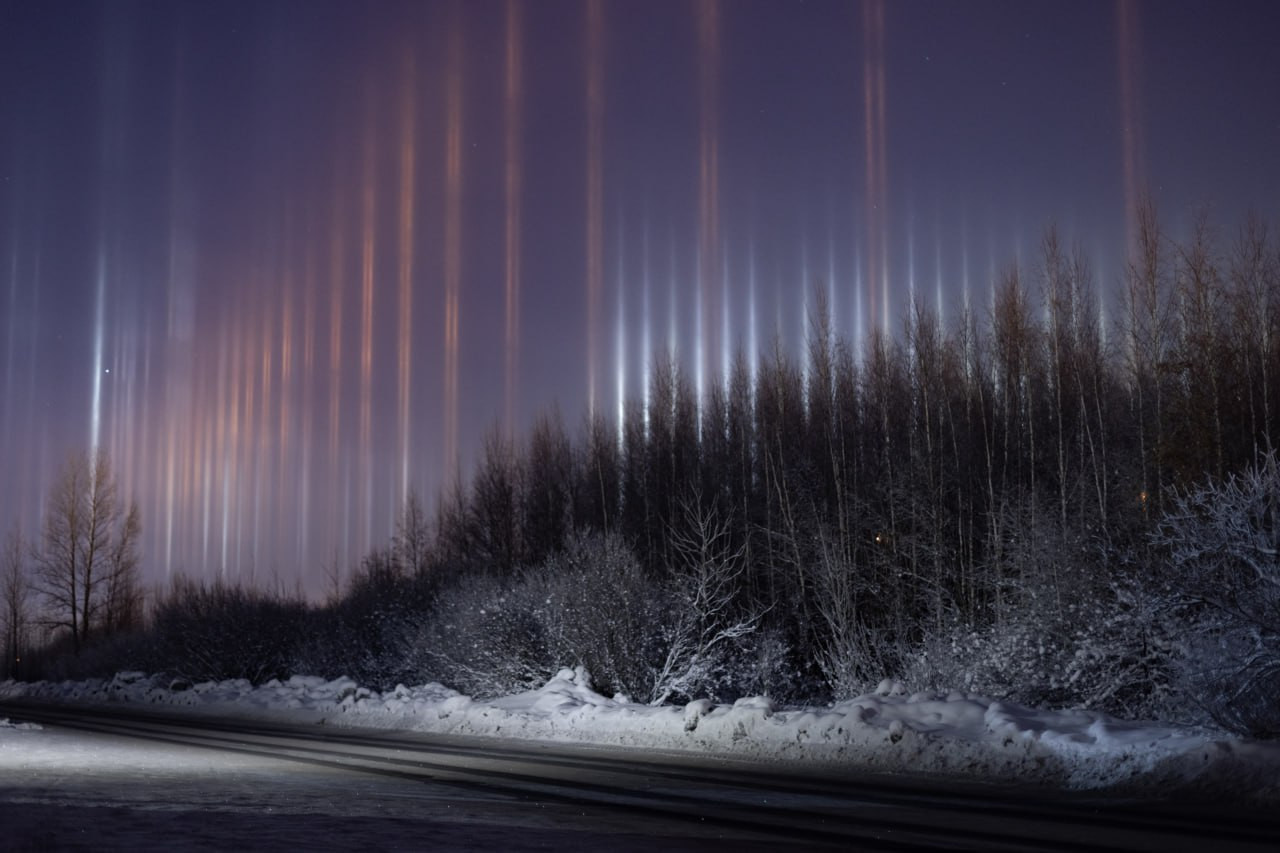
[906, 574, 1185, 721]
[905, 506, 1187, 722]
[1155, 458, 1280, 738]
[807, 539, 906, 700]
[412, 567, 555, 698]
[732, 626, 796, 701]
[537, 532, 675, 702]
[414, 532, 679, 702]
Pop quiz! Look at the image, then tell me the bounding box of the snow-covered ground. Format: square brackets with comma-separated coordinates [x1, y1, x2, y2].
[4, 669, 1278, 798]
[1, 714, 739, 851]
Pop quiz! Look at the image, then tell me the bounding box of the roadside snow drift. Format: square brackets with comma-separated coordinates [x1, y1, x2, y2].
[3, 670, 1276, 796]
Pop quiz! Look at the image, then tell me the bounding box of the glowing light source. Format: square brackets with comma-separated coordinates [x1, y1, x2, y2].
[360, 101, 376, 553]
[327, 179, 346, 578]
[747, 239, 758, 393]
[443, 17, 464, 480]
[90, 250, 106, 452]
[397, 52, 418, 500]
[0, 0, 1247, 600]
[503, 0, 524, 437]
[697, 0, 721, 408]
[615, 226, 626, 446]
[861, 0, 889, 335]
[641, 222, 652, 429]
[1116, 0, 1145, 257]
[585, 0, 604, 418]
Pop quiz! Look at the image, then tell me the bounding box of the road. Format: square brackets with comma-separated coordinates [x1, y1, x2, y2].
[1, 700, 1274, 851]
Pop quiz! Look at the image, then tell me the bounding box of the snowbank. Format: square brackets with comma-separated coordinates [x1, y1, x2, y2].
[3, 670, 1276, 796]
[0, 717, 42, 731]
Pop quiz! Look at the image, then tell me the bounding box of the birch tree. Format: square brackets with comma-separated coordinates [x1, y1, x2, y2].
[35, 450, 141, 653]
[2, 527, 31, 678]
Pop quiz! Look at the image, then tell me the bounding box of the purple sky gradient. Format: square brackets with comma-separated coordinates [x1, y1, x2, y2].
[2, 0, 1278, 593]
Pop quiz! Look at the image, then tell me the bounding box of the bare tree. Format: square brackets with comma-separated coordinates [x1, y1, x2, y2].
[1171, 212, 1228, 484]
[522, 408, 574, 566]
[2, 527, 31, 679]
[1124, 197, 1173, 515]
[574, 411, 620, 537]
[102, 501, 144, 634]
[1041, 227, 1076, 537]
[470, 426, 523, 575]
[651, 495, 760, 703]
[321, 549, 345, 606]
[392, 487, 432, 578]
[35, 449, 142, 653]
[808, 532, 896, 699]
[432, 476, 473, 576]
[1229, 215, 1279, 461]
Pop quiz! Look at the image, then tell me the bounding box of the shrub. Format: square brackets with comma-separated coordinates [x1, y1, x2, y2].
[412, 567, 554, 698]
[1155, 459, 1280, 737]
[147, 578, 306, 684]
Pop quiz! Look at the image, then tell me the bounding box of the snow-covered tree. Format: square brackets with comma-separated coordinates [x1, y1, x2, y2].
[650, 496, 760, 703]
[1155, 456, 1280, 736]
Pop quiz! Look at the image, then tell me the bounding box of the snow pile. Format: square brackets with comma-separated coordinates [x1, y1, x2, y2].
[3, 670, 1276, 795]
[0, 717, 42, 731]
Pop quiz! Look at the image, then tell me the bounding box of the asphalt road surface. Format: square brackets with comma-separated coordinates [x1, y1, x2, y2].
[1, 700, 1274, 851]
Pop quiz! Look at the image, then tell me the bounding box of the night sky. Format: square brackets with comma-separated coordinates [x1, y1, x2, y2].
[3, 0, 1278, 594]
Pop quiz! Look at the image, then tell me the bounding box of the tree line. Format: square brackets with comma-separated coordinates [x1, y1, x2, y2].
[5, 203, 1279, 737]
[387, 203, 1279, 719]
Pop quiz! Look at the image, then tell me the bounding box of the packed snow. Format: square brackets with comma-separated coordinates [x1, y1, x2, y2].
[0, 708, 722, 851]
[3, 669, 1278, 797]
